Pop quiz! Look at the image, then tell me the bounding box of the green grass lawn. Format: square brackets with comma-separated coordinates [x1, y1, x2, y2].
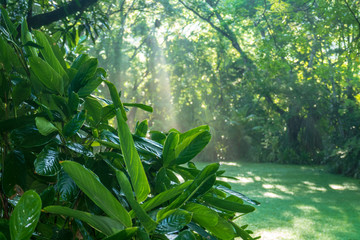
[197, 161, 360, 240]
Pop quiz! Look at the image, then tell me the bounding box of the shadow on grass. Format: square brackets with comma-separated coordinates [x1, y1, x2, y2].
[213, 162, 360, 240]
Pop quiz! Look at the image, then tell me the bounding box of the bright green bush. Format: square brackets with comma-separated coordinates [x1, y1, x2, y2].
[0, 8, 259, 240]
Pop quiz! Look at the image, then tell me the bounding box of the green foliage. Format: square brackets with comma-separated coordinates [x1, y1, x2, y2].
[0, 10, 258, 240]
[10, 190, 42, 240]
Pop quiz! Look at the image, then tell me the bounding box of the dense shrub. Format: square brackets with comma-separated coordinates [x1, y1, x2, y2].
[0, 9, 259, 240]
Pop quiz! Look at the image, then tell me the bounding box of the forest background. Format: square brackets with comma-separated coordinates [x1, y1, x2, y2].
[0, 0, 360, 239]
[3, 0, 360, 177]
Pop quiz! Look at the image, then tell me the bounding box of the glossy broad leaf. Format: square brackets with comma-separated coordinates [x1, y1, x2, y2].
[140, 181, 192, 213]
[187, 222, 217, 240]
[77, 68, 105, 97]
[201, 195, 255, 213]
[105, 80, 127, 120]
[10, 124, 55, 147]
[115, 109, 150, 202]
[216, 185, 260, 206]
[133, 135, 163, 158]
[85, 96, 102, 126]
[10, 190, 41, 240]
[69, 58, 98, 93]
[204, 217, 237, 240]
[60, 161, 132, 227]
[123, 103, 153, 113]
[34, 145, 61, 176]
[183, 203, 218, 227]
[162, 132, 179, 167]
[116, 171, 157, 233]
[33, 30, 67, 77]
[65, 141, 94, 157]
[156, 209, 192, 234]
[231, 222, 256, 240]
[157, 163, 219, 219]
[174, 130, 211, 165]
[56, 170, 78, 202]
[35, 117, 58, 136]
[29, 56, 63, 94]
[43, 206, 124, 236]
[135, 120, 148, 137]
[63, 110, 86, 137]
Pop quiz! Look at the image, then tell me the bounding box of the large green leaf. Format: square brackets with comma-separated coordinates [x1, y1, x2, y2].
[0, 115, 37, 133]
[187, 222, 217, 240]
[135, 120, 148, 137]
[116, 171, 157, 232]
[140, 181, 192, 213]
[77, 68, 105, 97]
[183, 203, 218, 227]
[231, 222, 256, 240]
[63, 110, 86, 137]
[174, 130, 211, 165]
[10, 190, 41, 240]
[56, 170, 78, 202]
[85, 96, 102, 126]
[35, 117, 58, 136]
[70, 58, 98, 93]
[34, 145, 61, 176]
[21, 20, 37, 57]
[179, 125, 210, 143]
[115, 109, 150, 202]
[105, 80, 127, 120]
[123, 103, 153, 113]
[205, 217, 237, 240]
[65, 141, 94, 157]
[133, 135, 163, 158]
[43, 206, 124, 236]
[157, 163, 219, 219]
[0, 8, 17, 38]
[29, 56, 63, 94]
[60, 161, 132, 227]
[33, 30, 67, 78]
[163, 132, 179, 167]
[201, 195, 255, 213]
[71, 54, 90, 70]
[156, 209, 192, 234]
[10, 124, 55, 148]
[186, 202, 236, 240]
[103, 227, 139, 240]
[216, 185, 260, 206]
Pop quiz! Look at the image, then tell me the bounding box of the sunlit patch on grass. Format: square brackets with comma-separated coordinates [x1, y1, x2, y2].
[254, 176, 261, 181]
[308, 186, 327, 192]
[329, 183, 359, 191]
[218, 176, 254, 184]
[198, 161, 360, 240]
[262, 184, 294, 195]
[252, 228, 295, 240]
[302, 181, 316, 186]
[295, 205, 319, 213]
[262, 184, 273, 189]
[219, 161, 240, 167]
[264, 192, 285, 199]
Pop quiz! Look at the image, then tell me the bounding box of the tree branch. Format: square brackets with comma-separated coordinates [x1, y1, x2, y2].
[27, 0, 99, 29]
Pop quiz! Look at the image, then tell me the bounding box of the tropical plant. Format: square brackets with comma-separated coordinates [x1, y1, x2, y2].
[0, 8, 259, 239]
